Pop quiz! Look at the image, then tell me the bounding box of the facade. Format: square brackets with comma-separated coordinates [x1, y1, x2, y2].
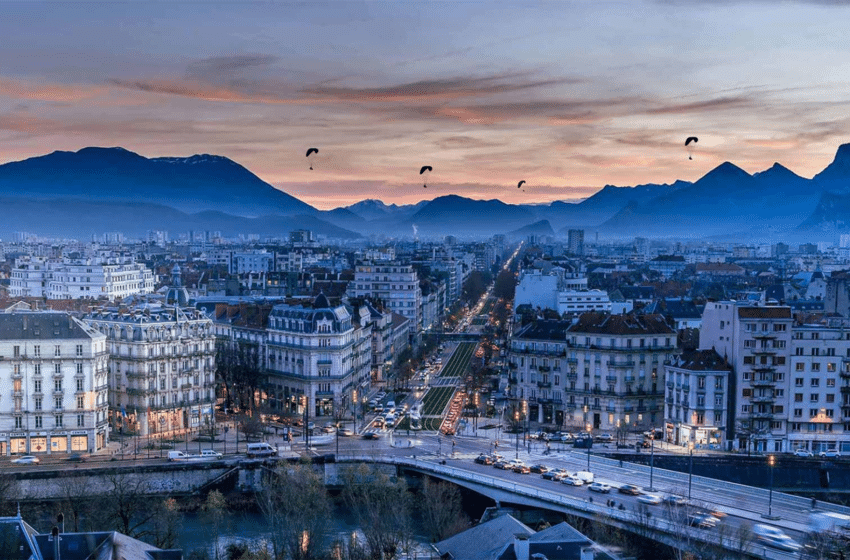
[514, 270, 559, 311]
[83, 305, 217, 437]
[9, 258, 155, 300]
[663, 349, 732, 448]
[349, 262, 422, 336]
[556, 289, 612, 315]
[264, 294, 372, 418]
[567, 229, 585, 256]
[0, 312, 109, 455]
[508, 313, 676, 432]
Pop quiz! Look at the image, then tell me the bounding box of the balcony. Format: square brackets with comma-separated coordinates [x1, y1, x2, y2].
[840, 385, 850, 394]
[508, 376, 518, 385]
[751, 395, 775, 403]
[607, 359, 635, 368]
[624, 376, 635, 383]
[753, 333, 777, 340]
[752, 348, 776, 355]
[682, 384, 691, 392]
[538, 365, 551, 373]
[752, 411, 774, 420]
[537, 381, 552, 389]
[667, 382, 674, 389]
[841, 368, 850, 378]
[606, 376, 618, 383]
[636, 405, 647, 412]
[566, 357, 578, 364]
[752, 365, 776, 373]
[566, 372, 578, 380]
[11, 390, 23, 398]
[751, 378, 776, 387]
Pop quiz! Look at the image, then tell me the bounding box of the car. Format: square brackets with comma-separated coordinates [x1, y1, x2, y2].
[11, 455, 40, 465]
[493, 460, 511, 470]
[618, 484, 643, 496]
[688, 513, 720, 529]
[595, 433, 613, 443]
[321, 425, 336, 434]
[753, 524, 802, 552]
[562, 476, 584, 486]
[820, 449, 841, 458]
[362, 431, 379, 440]
[793, 448, 814, 457]
[374, 405, 385, 413]
[512, 464, 531, 474]
[338, 428, 354, 437]
[637, 494, 662, 505]
[529, 464, 548, 474]
[542, 468, 568, 481]
[199, 449, 223, 459]
[475, 454, 493, 465]
[588, 482, 611, 493]
[65, 453, 87, 463]
[663, 495, 688, 507]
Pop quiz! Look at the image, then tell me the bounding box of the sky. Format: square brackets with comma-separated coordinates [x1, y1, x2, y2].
[1, 1, 850, 210]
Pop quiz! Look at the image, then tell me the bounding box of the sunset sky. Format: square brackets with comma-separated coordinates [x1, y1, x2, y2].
[1, 1, 850, 209]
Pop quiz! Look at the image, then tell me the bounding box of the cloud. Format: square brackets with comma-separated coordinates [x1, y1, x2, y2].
[106, 78, 301, 105]
[0, 77, 107, 103]
[644, 95, 754, 115]
[187, 53, 279, 76]
[302, 73, 579, 102]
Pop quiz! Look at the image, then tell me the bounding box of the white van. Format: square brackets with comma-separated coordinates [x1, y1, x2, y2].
[246, 442, 278, 458]
[168, 451, 188, 462]
[385, 413, 397, 427]
[573, 471, 594, 484]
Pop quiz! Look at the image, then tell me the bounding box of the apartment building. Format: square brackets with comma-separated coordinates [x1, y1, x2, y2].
[508, 312, 676, 432]
[348, 262, 421, 336]
[83, 305, 217, 437]
[0, 312, 109, 455]
[663, 349, 732, 448]
[9, 258, 154, 300]
[264, 294, 372, 418]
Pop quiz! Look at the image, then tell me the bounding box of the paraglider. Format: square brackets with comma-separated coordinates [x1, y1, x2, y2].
[685, 137, 698, 160]
[306, 148, 319, 170]
[517, 180, 526, 189]
[420, 165, 433, 188]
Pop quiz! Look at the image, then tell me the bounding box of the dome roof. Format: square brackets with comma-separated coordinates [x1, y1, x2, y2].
[313, 292, 330, 309]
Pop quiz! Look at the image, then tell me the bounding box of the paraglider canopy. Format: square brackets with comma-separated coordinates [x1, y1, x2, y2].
[420, 165, 433, 188]
[517, 180, 526, 189]
[685, 137, 698, 160]
[306, 148, 319, 170]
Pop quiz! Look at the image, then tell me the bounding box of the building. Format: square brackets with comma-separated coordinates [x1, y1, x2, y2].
[825, 270, 850, 317]
[567, 229, 585, 256]
[9, 258, 155, 300]
[348, 262, 421, 336]
[508, 313, 675, 432]
[647, 255, 687, 278]
[0, 514, 182, 560]
[83, 304, 217, 437]
[264, 294, 372, 419]
[514, 269, 559, 312]
[0, 312, 109, 455]
[556, 289, 612, 315]
[663, 349, 732, 448]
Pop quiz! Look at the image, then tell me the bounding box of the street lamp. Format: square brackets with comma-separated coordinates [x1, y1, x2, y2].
[648, 429, 656, 491]
[586, 422, 592, 471]
[688, 441, 694, 501]
[514, 409, 520, 459]
[765, 454, 777, 519]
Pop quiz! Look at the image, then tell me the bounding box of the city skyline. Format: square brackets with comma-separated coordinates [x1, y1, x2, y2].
[2, 1, 850, 209]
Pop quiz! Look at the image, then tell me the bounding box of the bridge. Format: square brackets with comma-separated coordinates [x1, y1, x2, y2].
[332, 451, 850, 560]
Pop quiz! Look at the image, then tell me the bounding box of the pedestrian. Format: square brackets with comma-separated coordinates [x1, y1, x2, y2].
[812, 498, 818, 510]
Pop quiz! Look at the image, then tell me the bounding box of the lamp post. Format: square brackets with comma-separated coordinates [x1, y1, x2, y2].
[514, 409, 520, 460]
[648, 430, 656, 491]
[586, 422, 592, 471]
[764, 454, 777, 519]
[688, 441, 694, 501]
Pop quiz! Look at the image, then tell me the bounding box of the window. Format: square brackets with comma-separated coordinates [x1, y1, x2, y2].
[34, 364, 40, 375]
[55, 396, 63, 409]
[812, 363, 820, 372]
[827, 379, 836, 388]
[13, 345, 20, 357]
[828, 363, 837, 372]
[76, 378, 83, 391]
[15, 417, 22, 429]
[742, 405, 751, 413]
[35, 416, 42, 428]
[55, 414, 63, 428]
[744, 356, 754, 364]
[34, 379, 41, 393]
[810, 394, 819, 402]
[810, 408, 819, 417]
[77, 414, 84, 427]
[826, 394, 835, 403]
[795, 377, 804, 386]
[77, 396, 85, 409]
[55, 345, 61, 357]
[35, 397, 42, 411]
[795, 393, 803, 402]
[76, 344, 83, 357]
[55, 379, 62, 392]
[811, 378, 820, 387]
[33, 345, 40, 358]
[794, 408, 803, 417]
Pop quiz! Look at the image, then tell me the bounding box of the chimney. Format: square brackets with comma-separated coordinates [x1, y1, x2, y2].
[514, 534, 530, 560]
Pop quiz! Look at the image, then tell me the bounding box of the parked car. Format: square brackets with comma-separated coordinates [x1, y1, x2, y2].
[493, 460, 511, 470]
[475, 454, 493, 465]
[512, 464, 531, 474]
[793, 448, 814, 458]
[542, 468, 569, 481]
[753, 524, 801, 552]
[562, 476, 584, 486]
[12, 455, 40, 465]
[637, 494, 662, 505]
[200, 449, 223, 459]
[820, 449, 841, 458]
[588, 482, 611, 493]
[687, 513, 720, 529]
[529, 464, 548, 474]
[618, 484, 643, 496]
[595, 433, 613, 443]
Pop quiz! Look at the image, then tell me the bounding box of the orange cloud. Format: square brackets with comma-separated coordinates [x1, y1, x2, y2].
[0, 77, 108, 103]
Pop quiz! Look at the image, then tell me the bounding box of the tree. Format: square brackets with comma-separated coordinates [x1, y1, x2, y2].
[493, 270, 516, 301]
[202, 490, 229, 560]
[341, 464, 412, 560]
[216, 340, 265, 413]
[95, 472, 161, 540]
[421, 478, 468, 542]
[151, 498, 183, 550]
[257, 462, 331, 560]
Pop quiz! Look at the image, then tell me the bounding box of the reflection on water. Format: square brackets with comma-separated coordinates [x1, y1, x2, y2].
[179, 505, 432, 557]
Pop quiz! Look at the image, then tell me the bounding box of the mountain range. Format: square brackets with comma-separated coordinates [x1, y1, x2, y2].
[2, 144, 850, 241]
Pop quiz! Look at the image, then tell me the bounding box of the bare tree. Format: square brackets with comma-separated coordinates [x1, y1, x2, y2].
[341, 464, 412, 560]
[202, 489, 228, 560]
[151, 497, 183, 550]
[96, 472, 161, 539]
[421, 478, 469, 542]
[257, 462, 331, 560]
